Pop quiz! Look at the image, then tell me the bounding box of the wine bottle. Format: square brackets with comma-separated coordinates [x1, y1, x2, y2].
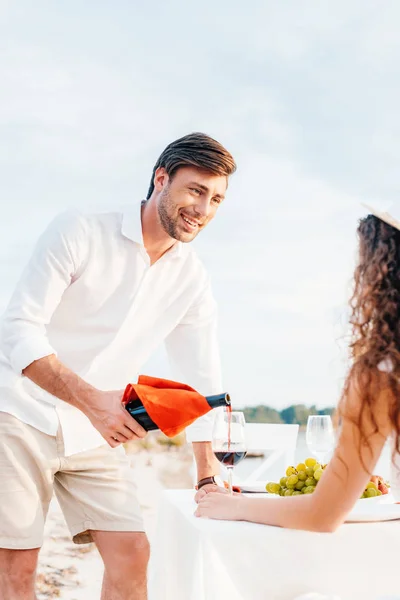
[125, 393, 231, 432]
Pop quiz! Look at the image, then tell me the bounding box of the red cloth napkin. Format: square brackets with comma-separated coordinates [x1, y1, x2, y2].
[122, 375, 212, 438]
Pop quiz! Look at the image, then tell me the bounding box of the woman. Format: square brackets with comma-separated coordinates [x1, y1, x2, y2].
[195, 202, 400, 532]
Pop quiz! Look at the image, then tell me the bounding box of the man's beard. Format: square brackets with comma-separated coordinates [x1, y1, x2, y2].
[158, 187, 197, 242]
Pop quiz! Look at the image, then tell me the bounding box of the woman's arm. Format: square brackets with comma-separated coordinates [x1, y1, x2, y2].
[196, 374, 392, 532]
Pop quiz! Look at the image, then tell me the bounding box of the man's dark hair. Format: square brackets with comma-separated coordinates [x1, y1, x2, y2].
[146, 132, 236, 199]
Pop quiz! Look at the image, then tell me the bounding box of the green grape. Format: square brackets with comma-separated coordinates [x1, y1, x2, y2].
[377, 490, 383, 496]
[305, 457, 317, 467]
[296, 463, 306, 472]
[287, 474, 299, 487]
[266, 482, 280, 494]
[314, 468, 323, 482]
[279, 487, 287, 496]
[286, 466, 297, 477]
[303, 485, 316, 494]
[366, 482, 378, 491]
[280, 477, 288, 487]
[292, 491, 302, 496]
[295, 480, 305, 490]
[366, 487, 378, 498]
[305, 477, 317, 487]
[284, 489, 294, 496]
[297, 470, 307, 481]
[313, 463, 321, 472]
[305, 467, 315, 477]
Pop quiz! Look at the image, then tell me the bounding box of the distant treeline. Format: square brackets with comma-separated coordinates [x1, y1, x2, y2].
[241, 404, 335, 426]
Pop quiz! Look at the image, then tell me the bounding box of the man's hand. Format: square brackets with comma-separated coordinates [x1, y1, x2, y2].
[192, 441, 223, 498]
[83, 390, 147, 448]
[194, 483, 228, 503]
[22, 355, 147, 447]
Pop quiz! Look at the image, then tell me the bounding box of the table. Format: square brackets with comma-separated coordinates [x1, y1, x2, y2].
[148, 490, 400, 600]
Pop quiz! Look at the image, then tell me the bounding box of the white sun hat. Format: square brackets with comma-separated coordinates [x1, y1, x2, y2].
[361, 200, 400, 231]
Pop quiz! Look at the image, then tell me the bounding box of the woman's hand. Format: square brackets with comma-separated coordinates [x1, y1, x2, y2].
[195, 490, 245, 521]
[194, 484, 229, 503]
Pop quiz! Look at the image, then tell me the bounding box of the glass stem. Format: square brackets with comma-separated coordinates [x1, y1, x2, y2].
[227, 467, 233, 496]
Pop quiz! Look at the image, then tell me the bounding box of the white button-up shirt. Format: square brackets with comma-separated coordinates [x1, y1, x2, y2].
[0, 201, 222, 455]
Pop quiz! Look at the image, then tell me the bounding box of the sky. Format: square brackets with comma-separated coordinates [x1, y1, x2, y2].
[1, 1, 400, 409]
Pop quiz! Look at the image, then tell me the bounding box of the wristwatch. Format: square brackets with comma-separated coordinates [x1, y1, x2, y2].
[196, 475, 224, 490]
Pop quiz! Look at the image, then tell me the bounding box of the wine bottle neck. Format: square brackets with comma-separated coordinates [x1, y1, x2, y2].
[205, 393, 231, 409]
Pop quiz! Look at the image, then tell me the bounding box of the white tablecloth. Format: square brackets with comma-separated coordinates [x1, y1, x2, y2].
[148, 490, 400, 600]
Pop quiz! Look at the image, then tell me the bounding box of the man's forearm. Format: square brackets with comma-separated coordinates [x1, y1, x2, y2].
[22, 354, 97, 411]
[22, 354, 146, 446]
[192, 441, 220, 481]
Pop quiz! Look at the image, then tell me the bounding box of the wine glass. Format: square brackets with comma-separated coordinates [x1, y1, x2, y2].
[306, 415, 335, 465]
[212, 410, 247, 495]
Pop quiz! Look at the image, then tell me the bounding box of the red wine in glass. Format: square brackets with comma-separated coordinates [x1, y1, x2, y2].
[212, 410, 246, 495]
[214, 450, 247, 466]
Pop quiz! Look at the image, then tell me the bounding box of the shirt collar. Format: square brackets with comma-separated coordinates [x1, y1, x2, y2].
[121, 201, 184, 259]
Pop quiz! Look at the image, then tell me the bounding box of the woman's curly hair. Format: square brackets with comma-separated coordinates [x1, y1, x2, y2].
[339, 214, 400, 461]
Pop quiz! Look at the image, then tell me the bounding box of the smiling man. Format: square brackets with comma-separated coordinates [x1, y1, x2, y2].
[0, 132, 236, 600]
[151, 170, 226, 242]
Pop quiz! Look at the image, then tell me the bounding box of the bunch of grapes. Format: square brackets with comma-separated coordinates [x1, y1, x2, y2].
[266, 457, 326, 496]
[360, 476, 389, 498]
[266, 458, 390, 499]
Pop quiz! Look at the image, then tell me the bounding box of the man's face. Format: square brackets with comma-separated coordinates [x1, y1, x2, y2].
[155, 167, 228, 243]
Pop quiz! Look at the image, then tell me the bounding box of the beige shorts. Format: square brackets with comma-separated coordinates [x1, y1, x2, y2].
[0, 412, 144, 549]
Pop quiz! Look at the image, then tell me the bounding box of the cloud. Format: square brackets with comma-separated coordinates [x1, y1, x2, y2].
[1, 2, 399, 408]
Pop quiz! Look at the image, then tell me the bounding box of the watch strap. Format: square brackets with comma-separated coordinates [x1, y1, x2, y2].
[196, 476, 217, 490]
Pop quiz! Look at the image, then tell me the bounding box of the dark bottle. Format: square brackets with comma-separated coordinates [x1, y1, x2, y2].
[125, 393, 231, 432]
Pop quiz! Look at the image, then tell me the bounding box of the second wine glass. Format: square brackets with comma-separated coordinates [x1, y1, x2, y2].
[212, 410, 247, 495]
[306, 415, 335, 465]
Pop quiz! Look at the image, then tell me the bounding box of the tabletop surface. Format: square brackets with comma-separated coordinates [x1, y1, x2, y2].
[150, 489, 400, 600]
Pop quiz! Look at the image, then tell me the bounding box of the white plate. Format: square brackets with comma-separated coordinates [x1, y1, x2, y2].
[239, 482, 268, 493]
[346, 503, 400, 522]
[356, 494, 391, 505]
[346, 493, 400, 522]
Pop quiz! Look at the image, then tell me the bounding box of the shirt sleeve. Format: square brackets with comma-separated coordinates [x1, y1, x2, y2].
[0, 210, 89, 374]
[164, 277, 223, 442]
